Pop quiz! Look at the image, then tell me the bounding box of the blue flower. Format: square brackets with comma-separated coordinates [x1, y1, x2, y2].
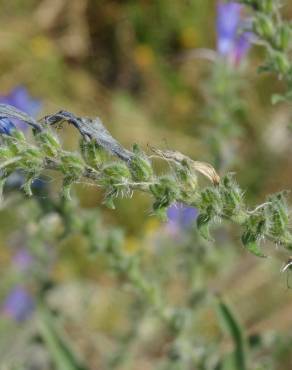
[0, 87, 46, 194]
[1, 250, 35, 322]
[0, 118, 16, 135]
[5, 171, 48, 194]
[2, 285, 35, 322]
[167, 203, 198, 230]
[216, 1, 251, 65]
[0, 86, 41, 132]
[233, 32, 252, 65]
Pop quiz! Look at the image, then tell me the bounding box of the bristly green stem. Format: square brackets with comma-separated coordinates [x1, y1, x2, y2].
[0, 103, 292, 258]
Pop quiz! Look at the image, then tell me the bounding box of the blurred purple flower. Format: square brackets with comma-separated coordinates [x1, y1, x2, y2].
[167, 203, 198, 231]
[216, 1, 251, 65]
[0, 86, 41, 132]
[217, 2, 241, 55]
[1, 250, 35, 322]
[2, 285, 35, 322]
[233, 32, 252, 65]
[13, 248, 34, 272]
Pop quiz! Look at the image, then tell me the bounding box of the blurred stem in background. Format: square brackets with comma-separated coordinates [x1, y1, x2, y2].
[203, 0, 250, 170]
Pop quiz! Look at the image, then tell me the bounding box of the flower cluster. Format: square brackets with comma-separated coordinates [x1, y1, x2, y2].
[217, 1, 251, 66]
[166, 203, 198, 236]
[2, 285, 34, 322]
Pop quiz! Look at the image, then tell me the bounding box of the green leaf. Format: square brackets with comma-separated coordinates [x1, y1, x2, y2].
[103, 194, 116, 209]
[216, 297, 248, 370]
[196, 213, 213, 241]
[0, 177, 6, 201]
[38, 305, 88, 370]
[241, 231, 266, 257]
[245, 241, 266, 258]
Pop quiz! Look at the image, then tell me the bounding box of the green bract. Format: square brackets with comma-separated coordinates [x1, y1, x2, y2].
[0, 102, 292, 256]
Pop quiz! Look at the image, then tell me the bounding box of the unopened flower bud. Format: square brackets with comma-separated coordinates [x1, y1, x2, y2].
[273, 52, 290, 75]
[37, 131, 60, 157]
[275, 25, 291, 51]
[254, 14, 274, 41]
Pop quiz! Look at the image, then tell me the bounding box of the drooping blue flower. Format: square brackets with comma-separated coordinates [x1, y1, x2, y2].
[0, 87, 46, 194]
[2, 285, 35, 322]
[0, 86, 41, 132]
[167, 203, 198, 229]
[216, 1, 251, 65]
[0, 117, 16, 135]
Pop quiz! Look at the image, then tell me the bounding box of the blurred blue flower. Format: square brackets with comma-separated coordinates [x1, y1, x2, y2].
[167, 203, 198, 230]
[5, 171, 48, 194]
[2, 285, 35, 322]
[0, 86, 41, 132]
[1, 249, 35, 322]
[217, 2, 241, 55]
[0, 87, 46, 194]
[0, 118, 16, 135]
[233, 32, 251, 65]
[216, 1, 251, 65]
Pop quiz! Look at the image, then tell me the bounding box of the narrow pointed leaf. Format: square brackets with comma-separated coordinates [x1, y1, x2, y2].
[241, 231, 266, 257]
[216, 298, 248, 370]
[196, 213, 213, 241]
[38, 305, 88, 370]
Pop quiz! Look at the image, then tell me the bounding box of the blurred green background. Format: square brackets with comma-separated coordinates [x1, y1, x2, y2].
[1, 0, 292, 369]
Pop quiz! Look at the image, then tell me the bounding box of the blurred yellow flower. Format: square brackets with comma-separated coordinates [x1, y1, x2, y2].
[134, 44, 155, 69]
[123, 236, 140, 253]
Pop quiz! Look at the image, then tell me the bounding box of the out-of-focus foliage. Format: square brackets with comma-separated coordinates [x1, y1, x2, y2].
[1, 1, 292, 370]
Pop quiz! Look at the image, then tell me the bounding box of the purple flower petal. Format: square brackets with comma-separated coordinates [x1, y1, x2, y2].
[0, 86, 42, 131]
[217, 1, 242, 56]
[167, 203, 182, 222]
[167, 202, 198, 230]
[181, 206, 198, 227]
[232, 32, 252, 66]
[216, 1, 251, 65]
[2, 285, 35, 322]
[9, 86, 41, 117]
